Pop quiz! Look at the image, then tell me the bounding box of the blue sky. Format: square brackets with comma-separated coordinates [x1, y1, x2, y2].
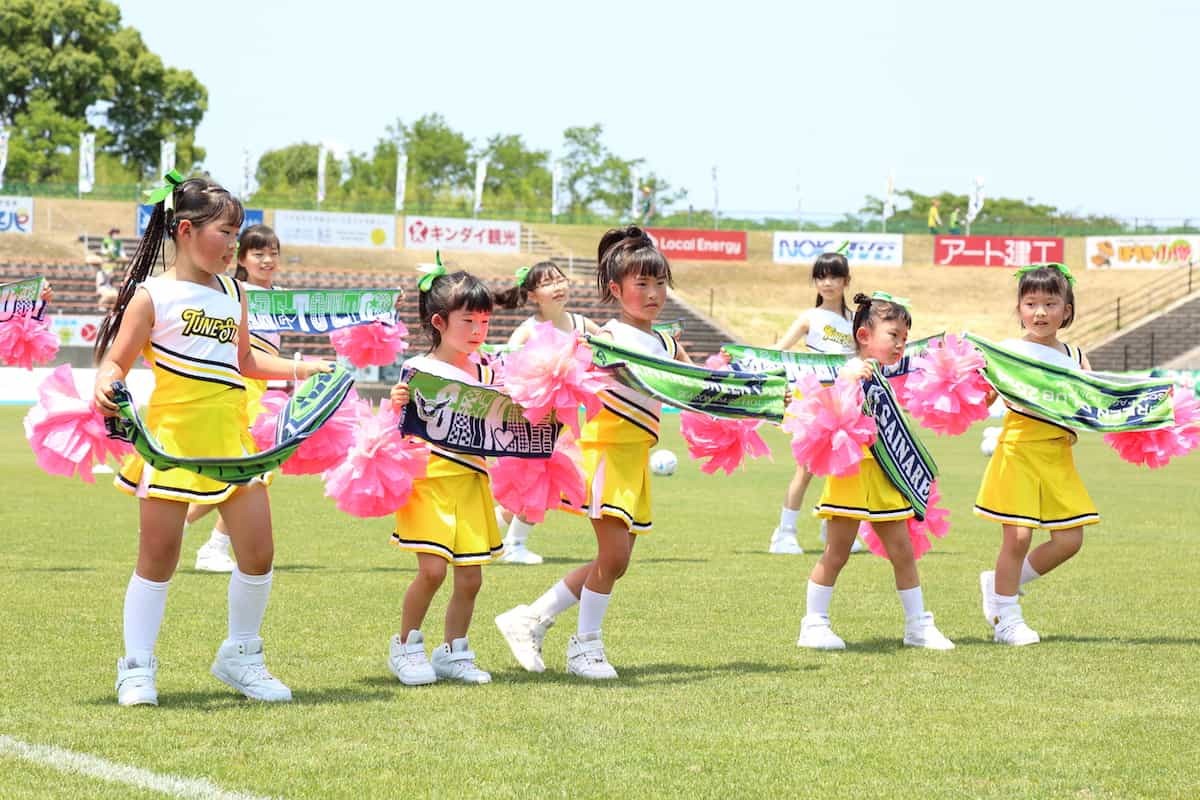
[116, 0, 1196, 222]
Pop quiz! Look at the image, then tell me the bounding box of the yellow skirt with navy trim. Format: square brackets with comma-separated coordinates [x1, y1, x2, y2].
[561, 439, 654, 533]
[974, 438, 1099, 530]
[816, 457, 913, 522]
[391, 461, 503, 565]
[115, 389, 271, 505]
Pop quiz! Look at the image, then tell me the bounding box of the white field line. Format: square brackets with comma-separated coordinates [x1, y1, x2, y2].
[0, 734, 278, 800]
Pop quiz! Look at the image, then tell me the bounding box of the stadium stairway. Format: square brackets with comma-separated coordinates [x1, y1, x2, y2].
[1088, 290, 1200, 371]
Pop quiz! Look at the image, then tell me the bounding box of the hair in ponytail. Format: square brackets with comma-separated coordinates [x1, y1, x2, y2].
[595, 225, 672, 303]
[417, 270, 494, 349]
[494, 261, 566, 309]
[94, 177, 243, 362]
[850, 292, 912, 354]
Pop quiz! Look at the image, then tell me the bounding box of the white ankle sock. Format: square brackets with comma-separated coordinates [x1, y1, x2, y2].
[505, 518, 535, 546]
[779, 507, 800, 531]
[123, 572, 170, 663]
[1019, 557, 1041, 586]
[898, 586, 925, 621]
[228, 568, 272, 642]
[529, 580, 578, 620]
[994, 592, 1019, 611]
[806, 580, 834, 618]
[208, 530, 231, 548]
[577, 587, 611, 636]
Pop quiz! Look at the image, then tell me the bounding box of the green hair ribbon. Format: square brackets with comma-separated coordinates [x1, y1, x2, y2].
[833, 241, 851, 256]
[1015, 262, 1076, 286]
[870, 290, 911, 310]
[145, 170, 184, 207]
[417, 250, 447, 293]
[515, 265, 532, 286]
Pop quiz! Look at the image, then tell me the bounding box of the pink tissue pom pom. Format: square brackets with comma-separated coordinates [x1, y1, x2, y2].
[1104, 390, 1200, 468]
[321, 400, 429, 517]
[858, 480, 950, 561]
[23, 364, 130, 482]
[782, 376, 876, 477]
[679, 411, 771, 475]
[0, 313, 59, 369]
[250, 388, 368, 475]
[901, 334, 992, 436]
[329, 321, 409, 368]
[489, 434, 586, 524]
[502, 321, 606, 435]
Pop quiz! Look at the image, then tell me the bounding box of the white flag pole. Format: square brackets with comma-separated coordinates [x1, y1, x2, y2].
[551, 160, 562, 223]
[395, 151, 408, 213]
[78, 132, 95, 197]
[0, 127, 8, 191]
[630, 167, 640, 222]
[473, 156, 489, 218]
[711, 165, 719, 230]
[159, 140, 176, 179]
[882, 170, 895, 233]
[966, 176, 985, 234]
[316, 144, 327, 209]
[240, 148, 252, 201]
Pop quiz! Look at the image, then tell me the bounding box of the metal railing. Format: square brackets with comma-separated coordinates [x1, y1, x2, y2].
[1072, 264, 1197, 347]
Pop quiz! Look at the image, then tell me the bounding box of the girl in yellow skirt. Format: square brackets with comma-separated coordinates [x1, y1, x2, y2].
[93, 176, 330, 707]
[975, 264, 1098, 646]
[492, 261, 600, 565]
[496, 225, 692, 680]
[798, 292, 955, 651]
[385, 266, 501, 686]
[186, 224, 286, 572]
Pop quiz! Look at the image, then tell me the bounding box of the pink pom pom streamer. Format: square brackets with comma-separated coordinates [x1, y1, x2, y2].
[329, 321, 409, 368]
[1104, 390, 1200, 468]
[858, 481, 950, 561]
[251, 388, 368, 475]
[679, 411, 770, 475]
[321, 401, 429, 517]
[0, 313, 59, 369]
[23, 364, 131, 483]
[782, 376, 876, 476]
[901, 334, 992, 436]
[489, 435, 586, 524]
[502, 321, 607, 435]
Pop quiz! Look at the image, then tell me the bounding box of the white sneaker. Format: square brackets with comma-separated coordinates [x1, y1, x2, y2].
[797, 615, 846, 650]
[495, 605, 554, 673]
[566, 632, 618, 679]
[210, 637, 293, 701]
[993, 606, 1040, 646]
[768, 527, 803, 555]
[388, 630, 437, 685]
[903, 612, 956, 650]
[431, 637, 491, 684]
[195, 541, 236, 573]
[980, 571, 997, 624]
[500, 543, 544, 565]
[819, 520, 865, 554]
[115, 656, 158, 706]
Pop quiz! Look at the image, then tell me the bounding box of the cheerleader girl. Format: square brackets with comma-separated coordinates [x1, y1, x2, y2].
[187, 224, 285, 571]
[975, 264, 1097, 646]
[93, 176, 330, 706]
[496, 226, 691, 680]
[798, 292, 954, 651]
[492, 261, 600, 564]
[385, 266, 501, 686]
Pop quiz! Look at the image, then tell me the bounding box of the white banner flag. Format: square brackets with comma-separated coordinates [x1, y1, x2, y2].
[473, 157, 489, 216]
[0, 127, 8, 191]
[630, 167, 640, 220]
[967, 176, 985, 225]
[316, 144, 327, 205]
[395, 152, 408, 212]
[159, 140, 176, 178]
[78, 132, 95, 194]
[240, 148, 252, 200]
[882, 171, 895, 220]
[712, 165, 720, 228]
[551, 160, 562, 220]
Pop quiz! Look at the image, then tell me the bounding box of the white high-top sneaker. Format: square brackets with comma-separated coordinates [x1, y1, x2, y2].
[903, 612, 956, 650]
[195, 539, 236, 573]
[495, 605, 555, 672]
[993, 606, 1040, 646]
[388, 630, 438, 685]
[431, 637, 491, 684]
[797, 614, 846, 650]
[116, 656, 159, 707]
[210, 637, 293, 701]
[768, 527, 803, 555]
[566, 632, 618, 680]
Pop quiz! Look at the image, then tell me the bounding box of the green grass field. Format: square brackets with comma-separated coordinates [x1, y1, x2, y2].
[1, 406, 1198, 799]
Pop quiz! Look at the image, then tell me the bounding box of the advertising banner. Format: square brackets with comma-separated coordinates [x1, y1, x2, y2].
[404, 215, 521, 253]
[646, 228, 747, 261]
[773, 232, 903, 267]
[274, 210, 395, 249]
[1086, 236, 1198, 269]
[0, 196, 33, 234]
[935, 235, 1065, 267]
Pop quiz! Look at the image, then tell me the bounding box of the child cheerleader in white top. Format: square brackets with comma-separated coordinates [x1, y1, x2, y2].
[93, 175, 330, 706]
[496, 226, 692, 680]
[492, 261, 600, 564]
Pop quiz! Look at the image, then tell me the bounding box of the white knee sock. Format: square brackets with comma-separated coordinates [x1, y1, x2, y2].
[123, 572, 170, 663]
[806, 580, 834, 618]
[529, 579, 578, 620]
[228, 568, 273, 642]
[1019, 557, 1041, 586]
[778, 507, 800, 531]
[577, 587, 611, 636]
[898, 586, 925, 621]
[505, 518, 535, 547]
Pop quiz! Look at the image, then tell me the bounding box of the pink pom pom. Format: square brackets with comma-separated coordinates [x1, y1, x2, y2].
[901, 334, 992, 436]
[321, 401, 429, 517]
[703, 353, 727, 370]
[490, 434, 586, 524]
[1104, 390, 1200, 468]
[0, 313, 60, 369]
[23, 364, 131, 482]
[782, 377, 876, 476]
[251, 388, 368, 475]
[858, 481, 950, 561]
[679, 411, 771, 475]
[503, 321, 607, 435]
[329, 321, 409, 368]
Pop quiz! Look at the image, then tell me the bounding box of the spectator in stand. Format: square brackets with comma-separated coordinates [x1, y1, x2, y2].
[101, 227, 125, 269]
[949, 207, 963, 235]
[927, 199, 942, 234]
[92, 253, 118, 312]
[639, 186, 656, 226]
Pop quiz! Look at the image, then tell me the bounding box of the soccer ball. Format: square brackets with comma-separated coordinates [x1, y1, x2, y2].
[649, 449, 678, 476]
[980, 426, 1001, 456]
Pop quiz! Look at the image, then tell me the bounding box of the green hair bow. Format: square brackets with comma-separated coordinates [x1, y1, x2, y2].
[515, 265, 532, 286]
[870, 290, 911, 310]
[833, 240, 851, 256]
[1015, 262, 1076, 286]
[417, 250, 447, 293]
[145, 170, 184, 208]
